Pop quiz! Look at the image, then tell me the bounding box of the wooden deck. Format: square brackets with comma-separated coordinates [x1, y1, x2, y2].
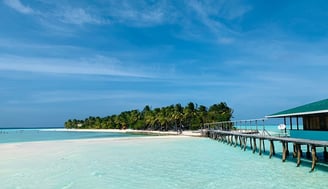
[204, 129, 328, 172]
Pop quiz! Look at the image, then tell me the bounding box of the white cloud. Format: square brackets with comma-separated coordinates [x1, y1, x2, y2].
[4, 0, 34, 14]
[59, 7, 106, 25]
[4, 0, 107, 27]
[182, 0, 251, 44]
[186, 0, 251, 20]
[0, 55, 152, 78]
[0, 37, 82, 50]
[28, 90, 139, 103]
[104, 0, 172, 27]
[219, 1, 252, 20]
[6, 89, 196, 105]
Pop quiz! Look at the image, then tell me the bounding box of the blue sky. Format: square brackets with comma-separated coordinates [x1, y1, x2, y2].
[0, 0, 327, 127]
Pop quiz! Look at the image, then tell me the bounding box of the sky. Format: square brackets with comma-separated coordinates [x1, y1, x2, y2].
[0, 0, 327, 128]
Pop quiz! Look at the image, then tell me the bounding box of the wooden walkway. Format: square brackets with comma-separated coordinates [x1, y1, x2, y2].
[204, 129, 328, 172]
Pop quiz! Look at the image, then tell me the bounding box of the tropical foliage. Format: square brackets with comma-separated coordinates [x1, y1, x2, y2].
[64, 102, 233, 130]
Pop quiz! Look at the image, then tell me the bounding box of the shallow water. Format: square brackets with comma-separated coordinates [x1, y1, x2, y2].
[0, 129, 139, 143]
[0, 136, 327, 189]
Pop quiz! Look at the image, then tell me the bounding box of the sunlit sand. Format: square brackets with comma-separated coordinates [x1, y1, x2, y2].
[42, 128, 202, 137]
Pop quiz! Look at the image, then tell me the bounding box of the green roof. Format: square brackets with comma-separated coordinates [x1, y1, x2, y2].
[266, 99, 328, 118]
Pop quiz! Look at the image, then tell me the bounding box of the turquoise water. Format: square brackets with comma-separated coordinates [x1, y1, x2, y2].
[0, 129, 139, 143]
[0, 131, 327, 189]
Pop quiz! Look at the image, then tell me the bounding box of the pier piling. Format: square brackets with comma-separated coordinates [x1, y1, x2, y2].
[282, 142, 287, 162]
[252, 138, 257, 153]
[243, 137, 247, 151]
[259, 139, 262, 156]
[324, 147, 328, 161]
[262, 139, 265, 153]
[269, 140, 275, 158]
[206, 129, 328, 172]
[293, 144, 298, 158]
[296, 144, 301, 167]
[310, 145, 317, 172]
[234, 136, 238, 147]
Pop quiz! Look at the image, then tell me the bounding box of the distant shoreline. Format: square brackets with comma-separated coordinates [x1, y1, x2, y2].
[0, 127, 63, 130]
[41, 128, 203, 137]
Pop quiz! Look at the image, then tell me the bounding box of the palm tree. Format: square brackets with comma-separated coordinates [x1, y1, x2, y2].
[158, 107, 168, 131]
[127, 110, 140, 129]
[172, 104, 184, 132]
[64, 119, 73, 128]
[197, 105, 208, 129]
[183, 102, 197, 129]
[64, 101, 233, 131]
[209, 102, 233, 122]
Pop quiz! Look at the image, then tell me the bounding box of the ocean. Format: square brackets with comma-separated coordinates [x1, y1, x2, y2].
[0, 129, 140, 143]
[0, 129, 327, 189]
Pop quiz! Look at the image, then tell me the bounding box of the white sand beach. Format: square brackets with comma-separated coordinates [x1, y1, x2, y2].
[0, 129, 204, 189]
[0, 132, 200, 162]
[1, 131, 327, 189]
[0, 129, 202, 161]
[0, 135, 197, 174]
[41, 128, 203, 137]
[0, 135, 202, 189]
[0, 135, 187, 155]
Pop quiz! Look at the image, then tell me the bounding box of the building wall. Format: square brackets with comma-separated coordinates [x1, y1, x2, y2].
[303, 114, 328, 130]
[290, 130, 328, 140]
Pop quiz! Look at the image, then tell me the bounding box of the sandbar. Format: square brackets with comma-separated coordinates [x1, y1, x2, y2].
[41, 128, 203, 137]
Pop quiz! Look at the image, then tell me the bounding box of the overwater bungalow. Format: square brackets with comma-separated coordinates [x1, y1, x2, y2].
[266, 98, 328, 141]
[205, 99, 328, 171]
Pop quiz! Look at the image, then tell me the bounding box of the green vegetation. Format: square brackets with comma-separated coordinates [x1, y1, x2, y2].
[64, 102, 233, 130]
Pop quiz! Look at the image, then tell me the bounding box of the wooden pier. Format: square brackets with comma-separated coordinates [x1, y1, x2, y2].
[204, 129, 328, 172]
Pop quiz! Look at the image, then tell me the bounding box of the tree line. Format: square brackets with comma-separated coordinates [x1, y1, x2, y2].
[64, 102, 233, 130]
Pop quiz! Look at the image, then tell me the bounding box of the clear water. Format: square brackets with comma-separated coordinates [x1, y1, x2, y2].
[0, 129, 140, 143]
[0, 132, 327, 189]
